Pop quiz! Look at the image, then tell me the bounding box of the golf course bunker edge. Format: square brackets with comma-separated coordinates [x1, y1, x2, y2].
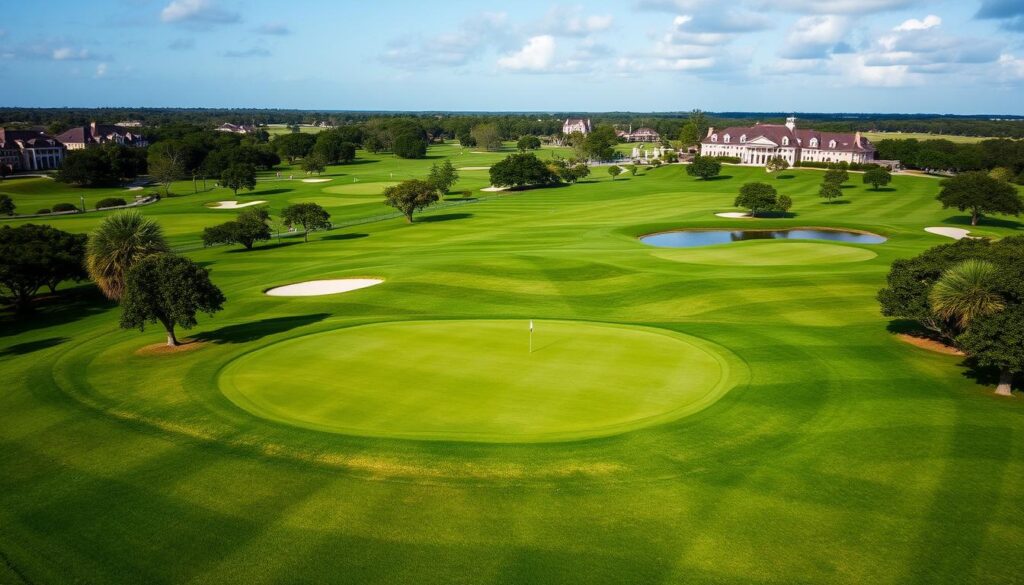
[265, 278, 383, 297]
[218, 320, 744, 443]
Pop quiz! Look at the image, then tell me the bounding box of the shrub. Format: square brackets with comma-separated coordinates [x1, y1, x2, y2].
[96, 197, 127, 210]
[710, 156, 741, 164]
[52, 203, 79, 213]
[36, 208, 51, 215]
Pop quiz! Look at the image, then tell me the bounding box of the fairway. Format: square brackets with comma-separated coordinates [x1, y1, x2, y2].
[219, 320, 735, 441]
[3, 147, 1024, 584]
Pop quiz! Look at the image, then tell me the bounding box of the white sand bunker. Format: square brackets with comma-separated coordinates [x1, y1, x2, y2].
[481, 186, 507, 192]
[715, 212, 753, 219]
[265, 278, 383, 297]
[458, 166, 491, 171]
[925, 227, 972, 240]
[210, 200, 267, 209]
[302, 178, 332, 183]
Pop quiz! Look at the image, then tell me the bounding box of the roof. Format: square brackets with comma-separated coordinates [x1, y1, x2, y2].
[56, 123, 145, 145]
[0, 128, 64, 149]
[701, 123, 874, 152]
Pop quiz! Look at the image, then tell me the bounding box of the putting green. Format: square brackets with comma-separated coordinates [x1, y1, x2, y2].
[219, 320, 737, 442]
[324, 181, 400, 195]
[653, 241, 877, 265]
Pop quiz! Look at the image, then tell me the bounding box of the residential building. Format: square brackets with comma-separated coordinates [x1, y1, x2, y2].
[562, 118, 592, 135]
[0, 129, 66, 172]
[216, 123, 259, 134]
[623, 127, 661, 143]
[699, 117, 876, 166]
[56, 122, 148, 150]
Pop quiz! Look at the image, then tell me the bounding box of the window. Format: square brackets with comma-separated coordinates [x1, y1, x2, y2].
[711, 134, 717, 142]
[809, 138, 818, 148]
[782, 137, 789, 146]
[828, 140, 836, 149]
[740, 134, 746, 143]
[723, 134, 731, 143]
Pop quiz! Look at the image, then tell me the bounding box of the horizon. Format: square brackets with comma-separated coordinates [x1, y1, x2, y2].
[3, 0, 1024, 114]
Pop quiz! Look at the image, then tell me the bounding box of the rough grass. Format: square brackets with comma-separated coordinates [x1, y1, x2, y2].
[1, 147, 1023, 584]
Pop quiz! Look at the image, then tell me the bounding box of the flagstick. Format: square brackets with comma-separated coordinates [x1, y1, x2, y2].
[529, 320, 533, 354]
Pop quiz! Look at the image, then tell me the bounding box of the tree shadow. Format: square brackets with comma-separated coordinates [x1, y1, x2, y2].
[321, 233, 369, 241]
[840, 184, 857, 189]
[444, 195, 477, 202]
[776, 174, 796, 180]
[704, 175, 733, 181]
[870, 187, 896, 192]
[0, 285, 114, 338]
[942, 215, 1023, 230]
[822, 199, 852, 205]
[960, 359, 1017, 390]
[225, 241, 303, 253]
[885, 319, 930, 336]
[249, 188, 293, 196]
[0, 336, 68, 358]
[192, 313, 330, 345]
[418, 213, 473, 223]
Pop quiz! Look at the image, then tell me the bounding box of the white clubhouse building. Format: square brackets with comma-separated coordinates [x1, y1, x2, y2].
[700, 117, 876, 166]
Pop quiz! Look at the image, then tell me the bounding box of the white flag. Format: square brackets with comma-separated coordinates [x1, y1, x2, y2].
[530, 320, 534, 332]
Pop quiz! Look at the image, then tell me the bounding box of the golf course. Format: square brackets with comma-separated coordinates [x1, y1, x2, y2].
[2, 144, 1023, 584]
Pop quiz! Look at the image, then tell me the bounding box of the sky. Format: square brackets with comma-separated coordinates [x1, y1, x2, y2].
[2, 0, 1024, 114]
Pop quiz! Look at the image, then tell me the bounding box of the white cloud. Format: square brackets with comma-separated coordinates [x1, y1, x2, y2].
[762, 0, 918, 14]
[381, 12, 512, 69]
[539, 6, 613, 37]
[52, 47, 93, 61]
[255, 22, 290, 35]
[498, 36, 557, 71]
[95, 63, 108, 78]
[894, 14, 941, 31]
[779, 15, 848, 59]
[998, 53, 1024, 80]
[160, 0, 239, 24]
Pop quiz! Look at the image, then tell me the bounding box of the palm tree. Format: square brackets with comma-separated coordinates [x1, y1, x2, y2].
[929, 259, 1006, 330]
[86, 210, 169, 300]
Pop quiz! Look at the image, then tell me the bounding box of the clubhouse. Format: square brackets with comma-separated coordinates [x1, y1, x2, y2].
[700, 117, 876, 166]
[56, 122, 148, 150]
[0, 128, 65, 172]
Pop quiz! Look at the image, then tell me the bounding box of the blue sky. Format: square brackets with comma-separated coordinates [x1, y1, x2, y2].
[2, 0, 1024, 113]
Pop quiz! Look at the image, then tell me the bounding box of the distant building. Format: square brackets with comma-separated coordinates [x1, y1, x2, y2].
[0, 129, 65, 172]
[216, 123, 259, 134]
[56, 122, 148, 150]
[623, 127, 661, 143]
[700, 117, 876, 166]
[562, 118, 592, 135]
[116, 120, 144, 128]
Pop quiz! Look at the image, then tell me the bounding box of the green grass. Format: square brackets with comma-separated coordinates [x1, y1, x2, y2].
[863, 132, 993, 144]
[1, 147, 1024, 584]
[219, 319, 737, 442]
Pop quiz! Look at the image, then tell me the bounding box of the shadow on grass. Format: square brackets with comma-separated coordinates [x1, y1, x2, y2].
[249, 188, 294, 196]
[869, 187, 897, 192]
[703, 175, 734, 181]
[942, 215, 1023, 230]
[0, 285, 114, 339]
[0, 336, 68, 358]
[960, 360, 1019, 391]
[822, 199, 852, 205]
[226, 241, 303, 253]
[192, 313, 329, 345]
[776, 174, 796, 180]
[418, 213, 473, 223]
[321, 233, 369, 241]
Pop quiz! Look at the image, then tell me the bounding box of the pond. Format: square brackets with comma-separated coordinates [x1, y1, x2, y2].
[640, 228, 886, 248]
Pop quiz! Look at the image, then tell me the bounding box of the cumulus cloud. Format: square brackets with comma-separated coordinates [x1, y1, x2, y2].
[761, 0, 919, 14]
[779, 15, 849, 59]
[51, 47, 94, 61]
[894, 15, 941, 31]
[161, 0, 239, 24]
[95, 63, 108, 78]
[498, 36, 557, 71]
[538, 6, 613, 37]
[380, 12, 512, 69]
[998, 53, 1024, 79]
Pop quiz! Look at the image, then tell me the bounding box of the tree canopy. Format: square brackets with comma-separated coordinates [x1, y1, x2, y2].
[281, 202, 331, 242]
[220, 163, 257, 195]
[863, 167, 892, 190]
[86, 211, 170, 300]
[686, 156, 721, 180]
[272, 133, 316, 163]
[0, 224, 87, 310]
[202, 207, 271, 250]
[120, 253, 225, 347]
[471, 124, 503, 151]
[936, 171, 1023, 226]
[489, 153, 560, 189]
[57, 145, 147, 187]
[765, 156, 789, 174]
[427, 160, 459, 195]
[383, 179, 440, 223]
[0, 194, 14, 216]
[819, 182, 843, 203]
[734, 182, 784, 217]
[517, 135, 542, 151]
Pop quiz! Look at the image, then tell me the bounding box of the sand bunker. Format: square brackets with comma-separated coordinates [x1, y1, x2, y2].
[302, 178, 332, 183]
[925, 227, 972, 240]
[715, 212, 753, 219]
[209, 200, 267, 209]
[481, 186, 507, 192]
[458, 166, 491, 171]
[265, 278, 383, 297]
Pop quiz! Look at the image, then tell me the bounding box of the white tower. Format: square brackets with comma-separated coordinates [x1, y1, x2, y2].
[786, 116, 796, 131]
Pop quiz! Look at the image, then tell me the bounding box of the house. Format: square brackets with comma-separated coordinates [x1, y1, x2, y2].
[56, 122, 148, 150]
[562, 118, 592, 135]
[216, 123, 259, 134]
[624, 127, 661, 143]
[699, 117, 876, 166]
[0, 129, 65, 172]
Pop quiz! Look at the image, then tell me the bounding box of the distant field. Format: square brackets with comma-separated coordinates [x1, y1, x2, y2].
[863, 132, 991, 144]
[264, 124, 327, 136]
